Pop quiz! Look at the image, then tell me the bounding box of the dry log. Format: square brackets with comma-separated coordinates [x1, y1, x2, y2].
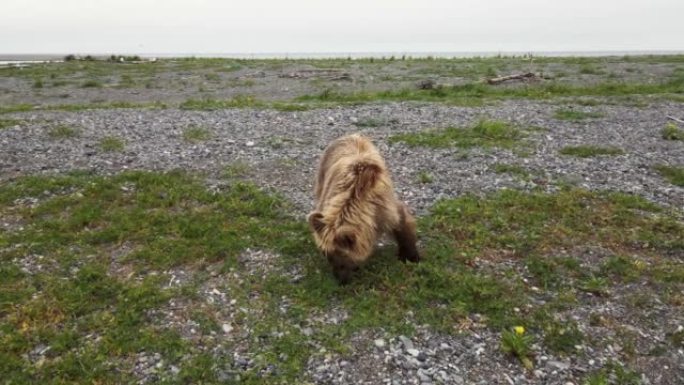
[666, 115, 684, 124]
[486, 72, 538, 85]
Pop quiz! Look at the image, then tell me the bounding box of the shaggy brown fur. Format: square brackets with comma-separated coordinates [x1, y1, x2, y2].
[308, 134, 420, 284]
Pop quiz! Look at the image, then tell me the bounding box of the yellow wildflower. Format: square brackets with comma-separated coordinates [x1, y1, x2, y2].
[514, 326, 525, 335]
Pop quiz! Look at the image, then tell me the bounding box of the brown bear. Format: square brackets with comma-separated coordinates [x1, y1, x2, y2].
[308, 134, 420, 284]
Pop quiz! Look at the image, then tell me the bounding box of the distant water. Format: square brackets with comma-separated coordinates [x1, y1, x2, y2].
[1, 50, 683, 64]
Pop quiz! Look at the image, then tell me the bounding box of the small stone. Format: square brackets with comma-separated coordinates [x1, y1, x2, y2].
[399, 335, 414, 351]
[222, 323, 233, 334]
[245, 141, 255, 147]
[407, 348, 420, 357]
[301, 327, 313, 336]
[374, 338, 386, 348]
[417, 352, 428, 362]
[170, 365, 180, 375]
[547, 360, 570, 370]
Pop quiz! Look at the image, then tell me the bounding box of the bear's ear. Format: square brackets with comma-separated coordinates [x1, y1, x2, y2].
[307, 212, 326, 233]
[334, 233, 356, 250]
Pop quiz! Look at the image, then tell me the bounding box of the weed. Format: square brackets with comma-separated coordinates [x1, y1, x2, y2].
[583, 362, 641, 385]
[223, 162, 250, 179]
[0, 118, 21, 130]
[417, 171, 434, 184]
[390, 120, 525, 149]
[182, 127, 212, 142]
[559, 145, 624, 157]
[99, 136, 125, 152]
[543, 319, 583, 354]
[353, 117, 397, 127]
[180, 95, 262, 110]
[654, 164, 684, 186]
[661, 122, 684, 140]
[554, 108, 604, 121]
[48, 125, 79, 139]
[580, 275, 609, 296]
[501, 327, 534, 369]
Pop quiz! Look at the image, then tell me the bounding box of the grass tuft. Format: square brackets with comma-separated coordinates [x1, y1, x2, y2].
[0, 118, 21, 130]
[48, 125, 79, 139]
[180, 95, 262, 110]
[554, 108, 604, 121]
[559, 145, 624, 157]
[654, 164, 684, 186]
[182, 126, 212, 142]
[99, 136, 125, 152]
[417, 171, 434, 184]
[661, 122, 684, 140]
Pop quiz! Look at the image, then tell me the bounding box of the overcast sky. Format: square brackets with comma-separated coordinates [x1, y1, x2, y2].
[2, 0, 683, 55]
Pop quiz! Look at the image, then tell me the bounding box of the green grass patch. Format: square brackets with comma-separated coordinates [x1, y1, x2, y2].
[0, 118, 21, 130]
[296, 73, 684, 104]
[353, 117, 398, 127]
[223, 162, 251, 179]
[180, 95, 263, 110]
[559, 145, 624, 157]
[0, 104, 34, 114]
[417, 171, 434, 184]
[554, 108, 605, 121]
[47, 125, 79, 139]
[655, 164, 684, 186]
[583, 361, 641, 385]
[389, 120, 525, 149]
[661, 122, 684, 140]
[1, 171, 681, 383]
[182, 126, 212, 142]
[99, 136, 125, 152]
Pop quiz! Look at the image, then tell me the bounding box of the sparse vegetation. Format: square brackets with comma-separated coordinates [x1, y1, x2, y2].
[353, 117, 397, 127]
[223, 162, 250, 179]
[554, 108, 604, 121]
[0, 170, 681, 383]
[180, 95, 263, 110]
[182, 126, 212, 142]
[559, 145, 624, 157]
[0, 118, 21, 129]
[389, 120, 525, 149]
[417, 171, 434, 184]
[48, 125, 79, 139]
[501, 327, 534, 369]
[655, 164, 684, 186]
[99, 136, 125, 152]
[661, 122, 684, 140]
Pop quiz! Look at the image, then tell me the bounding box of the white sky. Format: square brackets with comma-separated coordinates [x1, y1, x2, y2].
[2, 0, 683, 54]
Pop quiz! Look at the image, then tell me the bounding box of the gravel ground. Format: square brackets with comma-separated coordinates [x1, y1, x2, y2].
[2, 99, 683, 384]
[2, 101, 683, 213]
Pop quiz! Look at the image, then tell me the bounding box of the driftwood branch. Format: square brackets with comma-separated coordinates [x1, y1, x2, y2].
[666, 115, 684, 124]
[486, 72, 539, 85]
